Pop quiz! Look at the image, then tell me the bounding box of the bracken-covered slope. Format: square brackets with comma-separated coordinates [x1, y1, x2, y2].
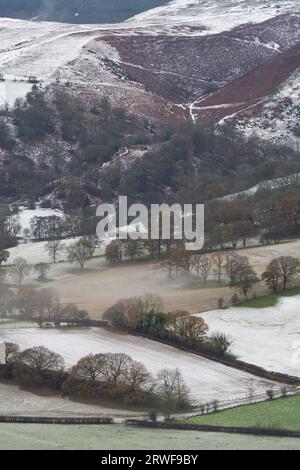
[0, 0, 299, 143]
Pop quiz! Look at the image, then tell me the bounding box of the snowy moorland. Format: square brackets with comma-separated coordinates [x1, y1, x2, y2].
[129, 0, 300, 35]
[234, 69, 300, 150]
[199, 296, 300, 377]
[0, 1, 299, 136]
[0, 327, 278, 405]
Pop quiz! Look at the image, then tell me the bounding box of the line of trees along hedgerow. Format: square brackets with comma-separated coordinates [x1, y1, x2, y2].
[1, 342, 191, 418]
[1, 86, 300, 252]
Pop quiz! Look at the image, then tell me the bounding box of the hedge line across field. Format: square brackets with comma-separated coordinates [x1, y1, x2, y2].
[125, 419, 300, 438]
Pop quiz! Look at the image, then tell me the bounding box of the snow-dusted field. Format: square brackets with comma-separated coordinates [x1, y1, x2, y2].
[0, 382, 140, 418]
[0, 327, 277, 405]
[16, 207, 64, 236]
[5, 238, 79, 265]
[199, 296, 300, 377]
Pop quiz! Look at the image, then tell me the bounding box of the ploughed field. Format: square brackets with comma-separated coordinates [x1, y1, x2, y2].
[0, 327, 278, 406]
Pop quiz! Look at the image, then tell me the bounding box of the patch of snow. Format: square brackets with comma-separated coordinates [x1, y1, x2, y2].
[222, 173, 300, 200]
[234, 69, 300, 150]
[16, 207, 64, 237]
[198, 295, 300, 377]
[129, 0, 300, 36]
[5, 237, 80, 265]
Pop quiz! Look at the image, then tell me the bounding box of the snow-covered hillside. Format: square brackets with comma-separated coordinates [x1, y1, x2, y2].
[0, 19, 110, 82]
[233, 69, 300, 150]
[0, 0, 299, 138]
[130, 0, 300, 34]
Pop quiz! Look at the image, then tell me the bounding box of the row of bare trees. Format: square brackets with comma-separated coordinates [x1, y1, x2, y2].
[3, 343, 190, 417]
[0, 286, 88, 324]
[0, 235, 100, 290]
[159, 245, 300, 301]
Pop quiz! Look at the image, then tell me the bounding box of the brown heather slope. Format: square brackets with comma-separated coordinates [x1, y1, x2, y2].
[102, 13, 300, 105]
[192, 41, 300, 125]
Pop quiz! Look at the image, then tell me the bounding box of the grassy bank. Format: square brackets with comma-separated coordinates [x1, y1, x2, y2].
[185, 395, 300, 431]
[238, 287, 300, 309]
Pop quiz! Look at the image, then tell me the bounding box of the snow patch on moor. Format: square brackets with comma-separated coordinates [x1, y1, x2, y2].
[129, 0, 300, 35]
[234, 69, 300, 149]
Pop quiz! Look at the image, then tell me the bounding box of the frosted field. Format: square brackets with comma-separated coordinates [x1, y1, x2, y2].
[0, 327, 278, 406]
[200, 296, 300, 377]
[1, 423, 300, 450]
[0, 382, 140, 419]
[14, 207, 65, 238]
[5, 238, 82, 265]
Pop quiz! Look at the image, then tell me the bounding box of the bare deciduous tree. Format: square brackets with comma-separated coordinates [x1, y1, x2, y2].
[4, 342, 20, 364]
[102, 353, 133, 386]
[45, 240, 64, 263]
[262, 256, 300, 292]
[10, 257, 31, 286]
[212, 253, 225, 283]
[71, 354, 107, 383]
[34, 262, 50, 282]
[81, 235, 99, 258]
[155, 368, 190, 419]
[19, 346, 64, 373]
[67, 239, 90, 270]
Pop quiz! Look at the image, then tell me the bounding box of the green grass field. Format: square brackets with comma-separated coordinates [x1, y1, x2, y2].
[238, 287, 300, 308]
[186, 395, 300, 431]
[0, 424, 299, 450]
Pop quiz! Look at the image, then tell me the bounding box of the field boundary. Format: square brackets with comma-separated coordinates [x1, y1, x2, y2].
[125, 419, 300, 438]
[0, 415, 114, 425]
[1, 415, 300, 439]
[130, 332, 300, 385]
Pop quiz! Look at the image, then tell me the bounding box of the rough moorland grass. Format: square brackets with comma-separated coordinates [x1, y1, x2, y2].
[186, 395, 300, 431]
[238, 288, 300, 309]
